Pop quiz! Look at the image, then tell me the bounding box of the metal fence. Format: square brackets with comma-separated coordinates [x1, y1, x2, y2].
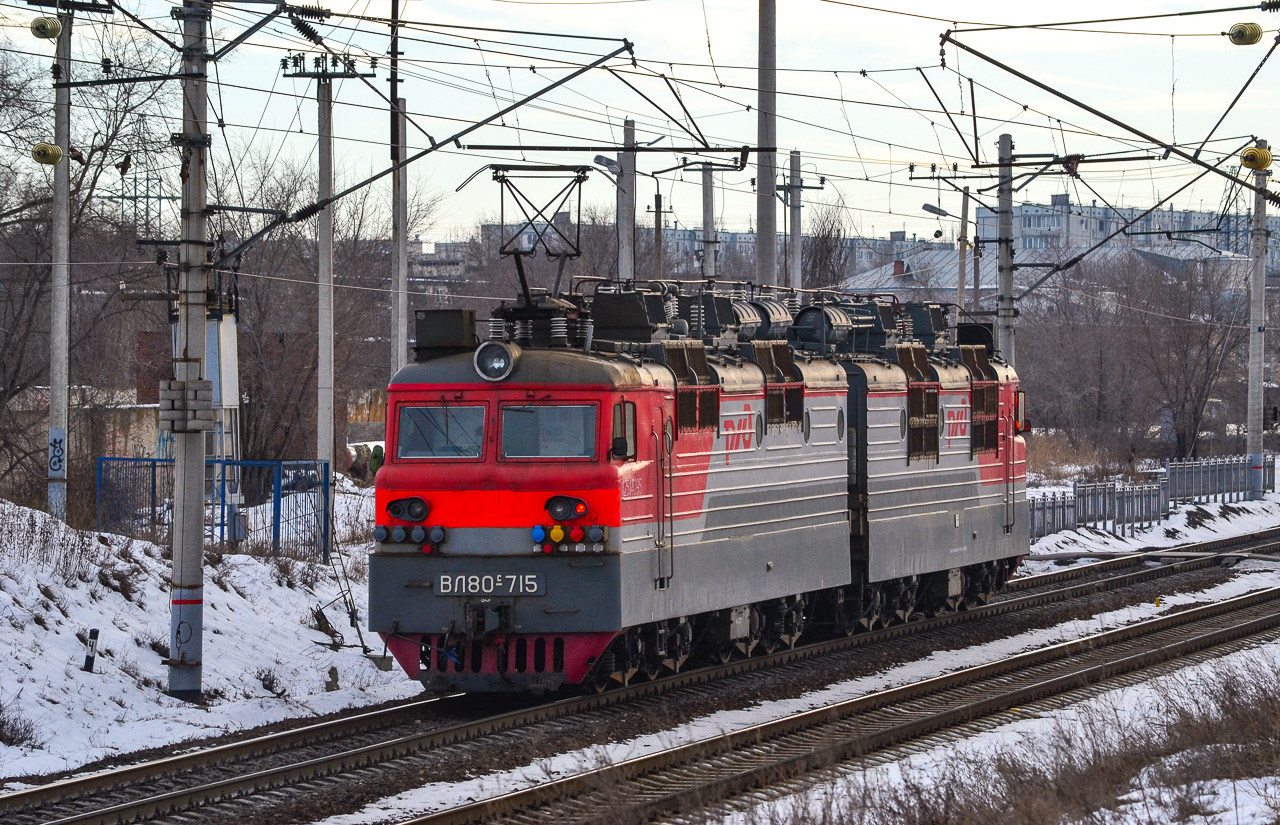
[96, 457, 331, 558]
[1166, 455, 1275, 503]
[1029, 453, 1276, 542]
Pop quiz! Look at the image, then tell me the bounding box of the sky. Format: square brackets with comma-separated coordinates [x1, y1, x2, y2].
[4, 0, 1279, 248]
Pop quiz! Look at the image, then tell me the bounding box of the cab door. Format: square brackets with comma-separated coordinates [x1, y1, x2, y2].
[653, 411, 674, 589]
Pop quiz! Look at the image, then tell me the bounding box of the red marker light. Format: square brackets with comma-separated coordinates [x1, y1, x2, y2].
[574, 501, 588, 516]
[570, 526, 584, 543]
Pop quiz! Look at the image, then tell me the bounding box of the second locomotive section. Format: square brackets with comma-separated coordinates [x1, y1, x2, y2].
[369, 287, 1028, 692]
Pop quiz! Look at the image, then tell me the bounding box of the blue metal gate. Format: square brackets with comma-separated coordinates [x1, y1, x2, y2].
[96, 458, 331, 558]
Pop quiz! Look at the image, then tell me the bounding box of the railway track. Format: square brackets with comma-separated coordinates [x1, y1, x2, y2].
[6, 527, 1280, 825]
[405, 584, 1280, 825]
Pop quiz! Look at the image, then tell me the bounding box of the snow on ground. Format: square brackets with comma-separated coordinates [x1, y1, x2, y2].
[3, 480, 1278, 802]
[1019, 492, 1280, 576]
[717, 639, 1280, 825]
[307, 562, 1280, 824]
[0, 495, 419, 783]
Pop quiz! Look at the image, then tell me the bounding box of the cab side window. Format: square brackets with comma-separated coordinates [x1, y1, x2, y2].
[612, 401, 637, 460]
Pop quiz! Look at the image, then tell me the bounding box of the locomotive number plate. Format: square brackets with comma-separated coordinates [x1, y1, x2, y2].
[436, 573, 544, 596]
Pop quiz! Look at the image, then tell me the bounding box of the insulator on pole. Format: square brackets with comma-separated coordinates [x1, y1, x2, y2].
[290, 16, 323, 46]
[1229, 22, 1264, 45]
[1243, 145, 1273, 170]
[32, 142, 63, 165]
[30, 16, 61, 39]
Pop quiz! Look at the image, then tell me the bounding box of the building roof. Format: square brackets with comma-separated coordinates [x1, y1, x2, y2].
[840, 243, 1250, 296]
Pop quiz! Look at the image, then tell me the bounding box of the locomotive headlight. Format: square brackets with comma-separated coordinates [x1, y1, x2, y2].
[473, 341, 520, 382]
[546, 495, 588, 521]
[386, 497, 429, 522]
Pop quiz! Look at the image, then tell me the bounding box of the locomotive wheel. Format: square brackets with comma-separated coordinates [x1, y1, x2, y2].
[712, 640, 734, 665]
[587, 649, 618, 693]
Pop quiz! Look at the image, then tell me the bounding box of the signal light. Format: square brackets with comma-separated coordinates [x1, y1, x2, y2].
[541, 543, 554, 554]
[421, 544, 433, 554]
[570, 526, 584, 543]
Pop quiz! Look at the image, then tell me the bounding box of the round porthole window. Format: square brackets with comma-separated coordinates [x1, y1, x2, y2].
[803, 410, 811, 443]
[899, 408, 908, 440]
[836, 408, 846, 442]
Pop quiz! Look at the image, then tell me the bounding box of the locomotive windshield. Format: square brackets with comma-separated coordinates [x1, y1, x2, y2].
[501, 405, 597, 459]
[397, 405, 485, 459]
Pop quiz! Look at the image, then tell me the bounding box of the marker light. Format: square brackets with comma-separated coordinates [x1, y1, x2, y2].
[391, 526, 407, 543]
[546, 495, 588, 521]
[570, 526, 584, 543]
[588, 526, 605, 543]
[531, 525, 547, 543]
[373, 526, 389, 542]
[410, 526, 425, 543]
[421, 544, 433, 554]
[550, 525, 565, 543]
[541, 543, 554, 554]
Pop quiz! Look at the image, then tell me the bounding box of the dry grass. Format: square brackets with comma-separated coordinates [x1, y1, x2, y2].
[733, 655, 1280, 825]
[1027, 432, 1133, 485]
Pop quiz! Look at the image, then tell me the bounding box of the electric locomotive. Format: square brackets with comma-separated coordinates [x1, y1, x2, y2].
[368, 283, 1028, 692]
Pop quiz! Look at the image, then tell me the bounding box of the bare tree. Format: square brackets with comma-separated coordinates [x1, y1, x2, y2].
[802, 201, 853, 289]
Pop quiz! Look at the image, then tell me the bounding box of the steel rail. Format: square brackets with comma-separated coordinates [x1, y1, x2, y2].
[8, 527, 1280, 824]
[407, 586, 1280, 825]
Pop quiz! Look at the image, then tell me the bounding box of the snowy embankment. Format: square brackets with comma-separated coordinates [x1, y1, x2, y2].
[306, 497, 1280, 825]
[1022, 492, 1280, 574]
[0, 494, 418, 783]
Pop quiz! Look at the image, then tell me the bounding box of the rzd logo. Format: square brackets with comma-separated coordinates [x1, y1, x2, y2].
[722, 404, 755, 463]
[944, 408, 968, 447]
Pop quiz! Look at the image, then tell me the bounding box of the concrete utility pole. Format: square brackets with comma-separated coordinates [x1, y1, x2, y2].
[1248, 138, 1270, 500]
[617, 119, 636, 282]
[391, 99, 408, 373]
[702, 165, 717, 281]
[164, 0, 215, 701]
[653, 192, 663, 281]
[973, 234, 981, 312]
[317, 77, 334, 470]
[48, 10, 72, 522]
[956, 186, 970, 310]
[997, 134, 1015, 366]
[388, 0, 408, 374]
[788, 151, 801, 291]
[756, 0, 777, 286]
